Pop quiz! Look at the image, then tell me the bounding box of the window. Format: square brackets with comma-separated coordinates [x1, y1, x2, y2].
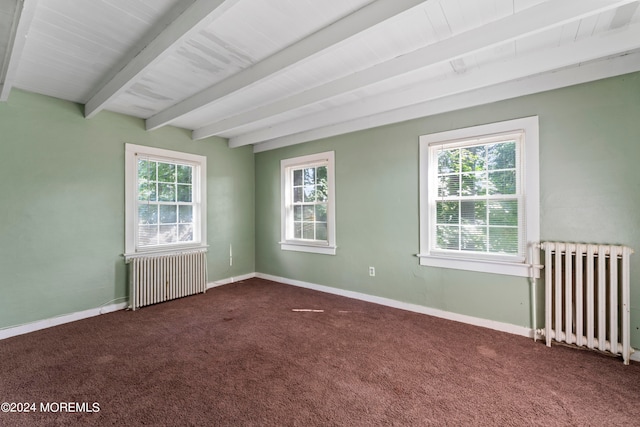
[419, 117, 539, 277]
[124, 144, 206, 257]
[281, 151, 336, 255]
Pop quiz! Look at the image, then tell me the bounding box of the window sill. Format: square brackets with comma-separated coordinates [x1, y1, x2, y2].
[417, 253, 538, 278]
[280, 242, 336, 255]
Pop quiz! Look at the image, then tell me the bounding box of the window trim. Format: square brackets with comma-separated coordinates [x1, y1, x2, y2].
[280, 151, 336, 255]
[418, 117, 539, 277]
[124, 144, 207, 259]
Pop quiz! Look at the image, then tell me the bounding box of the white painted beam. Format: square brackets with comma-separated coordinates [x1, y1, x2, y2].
[145, 0, 429, 131]
[83, 0, 241, 119]
[250, 47, 640, 153]
[234, 23, 640, 147]
[218, 0, 636, 146]
[0, 0, 39, 102]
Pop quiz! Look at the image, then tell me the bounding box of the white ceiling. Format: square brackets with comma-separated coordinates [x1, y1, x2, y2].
[1, 0, 639, 152]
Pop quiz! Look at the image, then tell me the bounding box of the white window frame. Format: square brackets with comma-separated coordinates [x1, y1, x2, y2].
[418, 117, 539, 277]
[280, 151, 336, 255]
[124, 143, 207, 259]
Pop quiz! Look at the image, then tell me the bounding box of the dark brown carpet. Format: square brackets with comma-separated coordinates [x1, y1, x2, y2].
[1, 278, 639, 426]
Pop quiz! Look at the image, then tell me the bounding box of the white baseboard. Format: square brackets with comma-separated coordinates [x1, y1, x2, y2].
[4, 272, 637, 365]
[0, 272, 257, 341]
[208, 272, 256, 288]
[0, 302, 128, 341]
[255, 273, 534, 338]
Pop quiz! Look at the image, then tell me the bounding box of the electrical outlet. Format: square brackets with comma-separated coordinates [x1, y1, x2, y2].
[369, 266, 375, 277]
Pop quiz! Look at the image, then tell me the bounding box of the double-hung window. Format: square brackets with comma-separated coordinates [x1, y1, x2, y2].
[124, 144, 207, 258]
[419, 117, 539, 277]
[280, 151, 336, 255]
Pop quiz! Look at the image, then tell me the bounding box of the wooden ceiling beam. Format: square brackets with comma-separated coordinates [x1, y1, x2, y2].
[83, 0, 241, 119]
[0, 0, 39, 102]
[145, 0, 429, 131]
[211, 0, 636, 146]
[248, 27, 640, 152]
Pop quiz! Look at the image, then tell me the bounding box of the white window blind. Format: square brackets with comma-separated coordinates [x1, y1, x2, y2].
[124, 144, 207, 258]
[136, 157, 197, 248]
[418, 117, 539, 277]
[431, 134, 524, 260]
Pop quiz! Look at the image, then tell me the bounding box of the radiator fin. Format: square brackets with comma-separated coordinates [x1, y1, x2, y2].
[540, 242, 633, 364]
[128, 250, 207, 310]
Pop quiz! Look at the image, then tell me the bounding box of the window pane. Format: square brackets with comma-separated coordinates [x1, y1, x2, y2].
[303, 185, 315, 202]
[436, 225, 459, 250]
[461, 201, 486, 225]
[436, 201, 459, 224]
[158, 183, 176, 202]
[461, 172, 487, 196]
[138, 182, 147, 201]
[138, 159, 156, 181]
[316, 183, 328, 202]
[293, 169, 302, 186]
[138, 182, 157, 202]
[315, 204, 327, 222]
[303, 205, 314, 221]
[489, 200, 518, 226]
[316, 222, 327, 241]
[177, 165, 192, 184]
[487, 142, 516, 170]
[177, 184, 192, 202]
[461, 146, 486, 172]
[282, 152, 334, 251]
[138, 225, 158, 246]
[138, 204, 158, 225]
[293, 206, 302, 221]
[438, 175, 460, 197]
[489, 227, 518, 254]
[423, 123, 531, 265]
[178, 224, 194, 242]
[461, 226, 487, 251]
[159, 225, 177, 244]
[488, 170, 516, 195]
[304, 168, 315, 185]
[128, 147, 205, 253]
[317, 166, 327, 183]
[303, 223, 314, 239]
[178, 205, 192, 223]
[159, 205, 177, 224]
[158, 162, 176, 183]
[438, 149, 460, 173]
[138, 159, 149, 179]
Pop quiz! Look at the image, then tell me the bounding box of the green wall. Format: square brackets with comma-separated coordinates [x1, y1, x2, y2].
[0, 90, 255, 330]
[2, 73, 639, 350]
[255, 72, 640, 348]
